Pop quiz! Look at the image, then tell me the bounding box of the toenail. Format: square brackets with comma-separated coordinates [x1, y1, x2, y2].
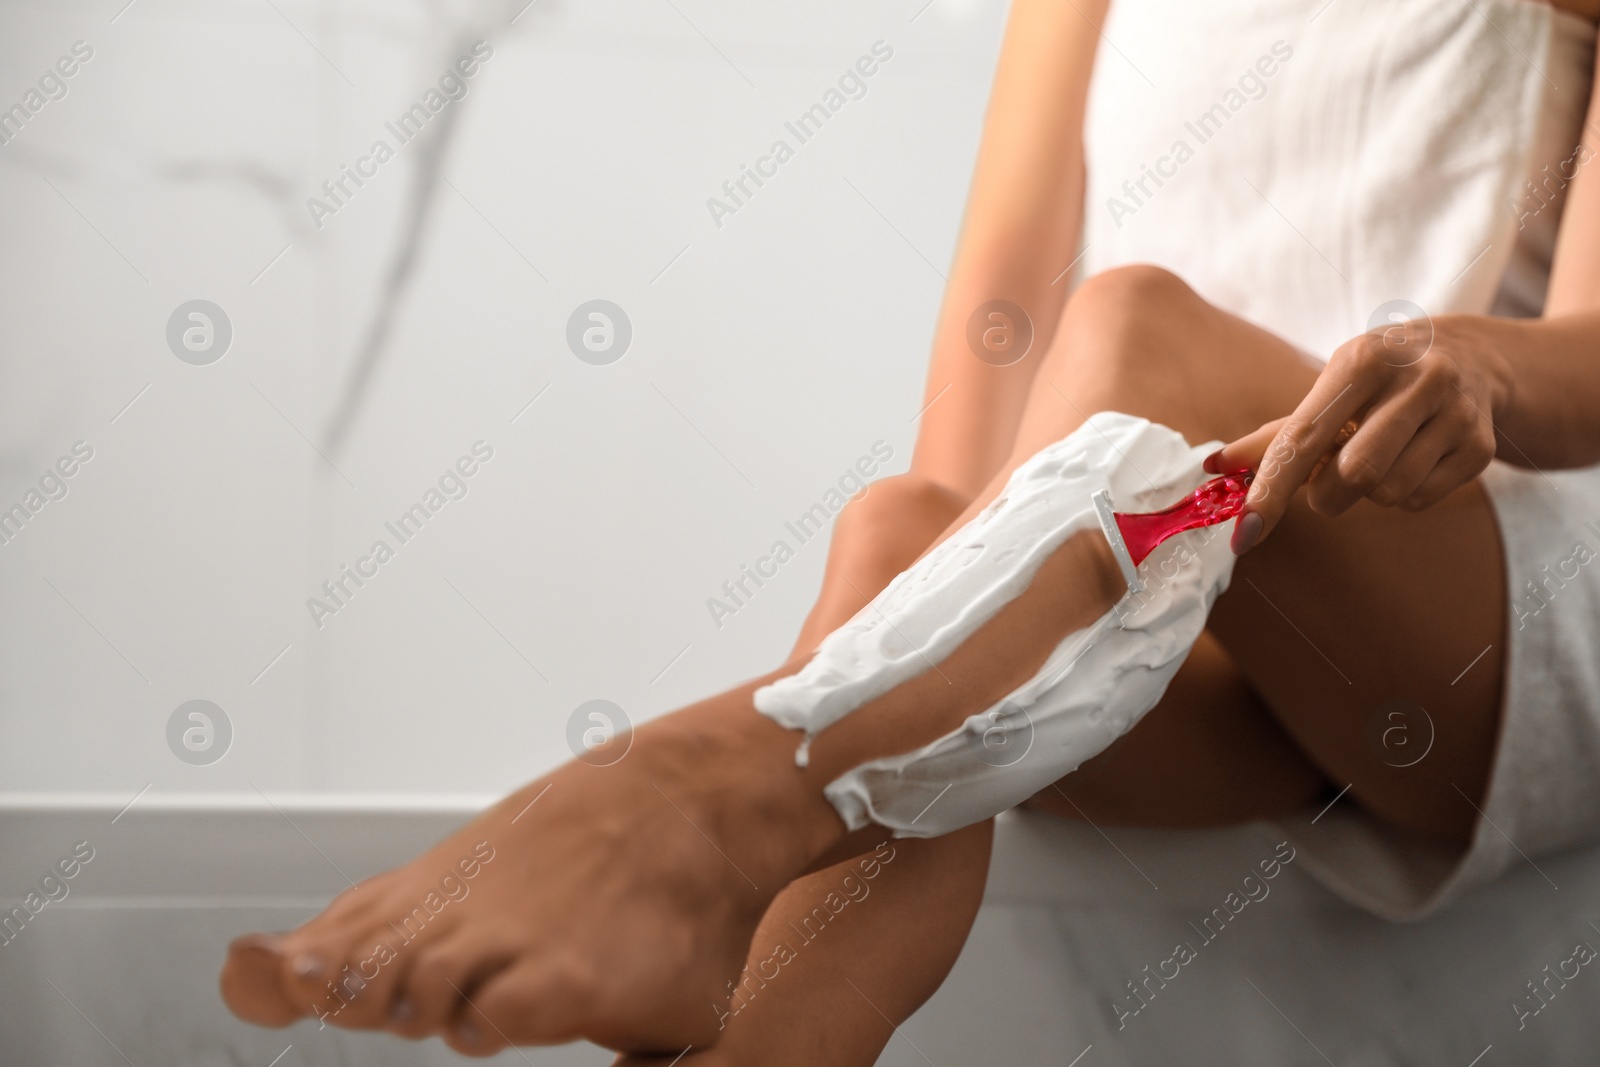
[291, 953, 327, 979]
[389, 998, 414, 1024]
[229, 932, 285, 957]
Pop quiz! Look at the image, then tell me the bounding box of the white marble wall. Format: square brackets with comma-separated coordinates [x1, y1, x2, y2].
[0, 0, 1003, 796]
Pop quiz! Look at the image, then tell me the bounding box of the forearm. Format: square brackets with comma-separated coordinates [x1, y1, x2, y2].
[911, 221, 1080, 499]
[1487, 311, 1600, 469]
[1512, 41, 1600, 467]
[907, 0, 1103, 500]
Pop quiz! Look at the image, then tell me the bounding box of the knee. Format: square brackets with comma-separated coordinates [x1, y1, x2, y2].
[834, 473, 969, 568]
[1071, 263, 1197, 321]
[794, 474, 970, 654]
[825, 475, 971, 597]
[1051, 264, 1204, 378]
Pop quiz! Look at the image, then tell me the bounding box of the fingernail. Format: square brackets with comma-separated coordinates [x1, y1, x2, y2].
[458, 1020, 482, 1044]
[291, 953, 328, 979]
[1231, 511, 1263, 555]
[389, 998, 414, 1024]
[1202, 449, 1223, 474]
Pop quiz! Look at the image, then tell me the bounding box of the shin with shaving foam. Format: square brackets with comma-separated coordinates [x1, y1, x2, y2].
[754, 412, 1239, 837]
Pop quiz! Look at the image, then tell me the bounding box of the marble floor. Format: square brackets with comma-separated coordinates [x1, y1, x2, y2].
[3, 801, 1598, 1065]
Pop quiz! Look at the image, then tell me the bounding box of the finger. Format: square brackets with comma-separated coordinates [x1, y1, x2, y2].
[1236, 362, 1380, 549]
[1400, 437, 1497, 511]
[1305, 387, 1438, 516]
[1366, 408, 1474, 507]
[1207, 417, 1286, 474]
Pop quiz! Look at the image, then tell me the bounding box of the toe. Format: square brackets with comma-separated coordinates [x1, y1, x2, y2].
[308, 920, 413, 1030]
[465, 955, 604, 1048]
[393, 931, 517, 1038]
[441, 1010, 508, 1059]
[219, 934, 301, 1027]
[274, 888, 389, 1017]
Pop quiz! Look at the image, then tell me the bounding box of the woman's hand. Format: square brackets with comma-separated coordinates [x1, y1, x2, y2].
[1208, 314, 1514, 554]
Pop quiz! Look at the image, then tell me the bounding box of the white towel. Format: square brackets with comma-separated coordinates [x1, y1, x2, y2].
[1078, 0, 1600, 919]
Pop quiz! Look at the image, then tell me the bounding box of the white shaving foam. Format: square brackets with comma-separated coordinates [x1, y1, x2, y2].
[753, 412, 1238, 837]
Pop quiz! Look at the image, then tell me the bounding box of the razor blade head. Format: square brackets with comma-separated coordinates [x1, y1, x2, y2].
[1092, 488, 1144, 595]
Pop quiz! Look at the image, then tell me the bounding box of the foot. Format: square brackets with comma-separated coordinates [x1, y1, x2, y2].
[219, 685, 843, 1056]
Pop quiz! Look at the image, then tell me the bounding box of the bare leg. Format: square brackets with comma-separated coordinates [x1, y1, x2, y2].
[619, 266, 1503, 1066]
[615, 445, 1327, 1066]
[220, 437, 1147, 1056]
[219, 477, 1012, 1058]
[617, 824, 992, 1067]
[220, 265, 1505, 1055]
[614, 479, 992, 1067]
[621, 279, 1333, 1066]
[1004, 266, 1503, 841]
[642, 264, 1506, 1067]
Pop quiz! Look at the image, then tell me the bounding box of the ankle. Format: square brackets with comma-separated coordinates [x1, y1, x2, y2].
[642, 681, 848, 880]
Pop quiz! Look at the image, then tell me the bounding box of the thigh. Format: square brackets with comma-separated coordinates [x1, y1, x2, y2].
[1015, 266, 1504, 842]
[1211, 484, 1505, 842]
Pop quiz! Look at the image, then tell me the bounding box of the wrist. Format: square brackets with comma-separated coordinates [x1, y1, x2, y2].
[1481, 317, 1519, 428]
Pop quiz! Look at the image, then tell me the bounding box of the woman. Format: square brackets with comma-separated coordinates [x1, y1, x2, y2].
[221, 0, 1600, 1061]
